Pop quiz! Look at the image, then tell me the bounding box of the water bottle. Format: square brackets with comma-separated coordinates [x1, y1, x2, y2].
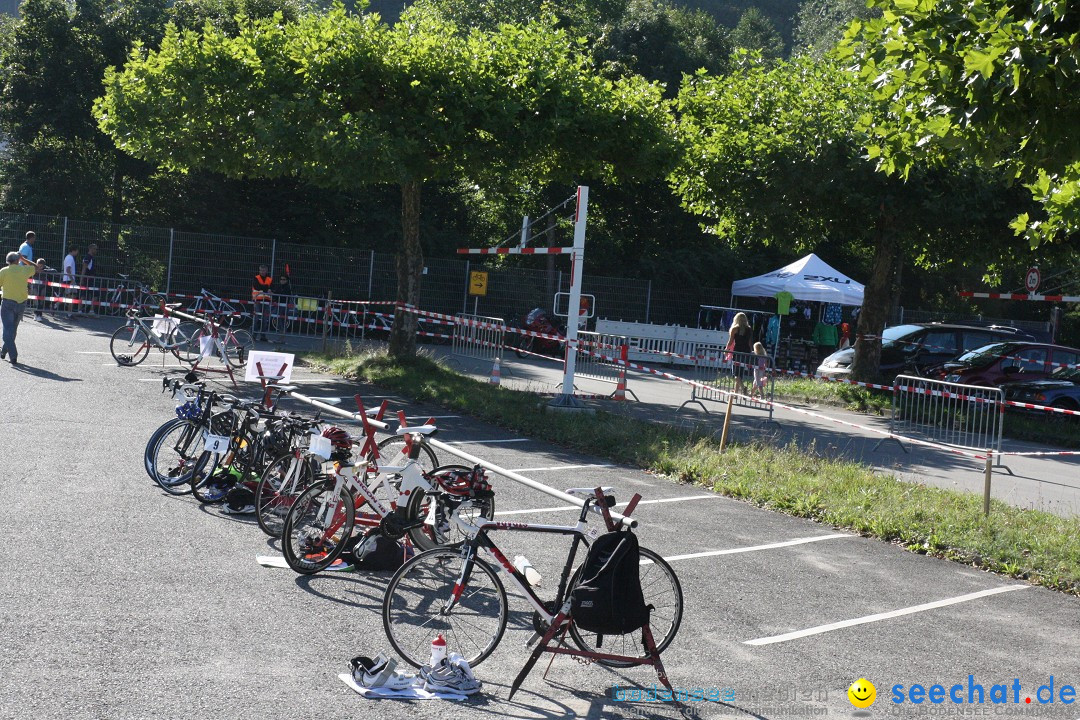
[429, 634, 447, 666]
[513, 555, 542, 587]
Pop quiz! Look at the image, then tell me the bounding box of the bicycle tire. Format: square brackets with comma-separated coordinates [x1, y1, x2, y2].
[383, 547, 508, 669]
[171, 321, 203, 363]
[222, 329, 254, 369]
[149, 420, 216, 494]
[375, 436, 439, 475]
[145, 418, 182, 481]
[255, 452, 317, 538]
[514, 335, 534, 359]
[281, 480, 355, 574]
[404, 465, 494, 551]
[142, 292, 167, 313]
[110, 324, 152, 366]
[567, 546, 683, 667]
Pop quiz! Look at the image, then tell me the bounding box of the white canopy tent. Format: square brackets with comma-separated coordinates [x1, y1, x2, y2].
[731, 253, 864, 306]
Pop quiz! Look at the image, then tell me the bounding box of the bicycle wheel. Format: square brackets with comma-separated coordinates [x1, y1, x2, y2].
[141, 292, 167, 313]
[149, 420, 216, 495]
[383, 548, 508, 669]
[404, 467, 495, 551]
[171, 322, 203, 363]
[514, 335, 534, 359]
[221, 329, 254, 369]
[375, 436, 439, 474]
[110, 324, 152, 366]
[281, 480, 355, 574]
[567, 546, 683, 667]
[255, 452, 318, 538]
[145, 418, 182, 481]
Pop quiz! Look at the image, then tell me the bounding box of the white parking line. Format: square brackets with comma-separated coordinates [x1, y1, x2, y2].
[404, 415, 461, 420]
[494, 494, 717, 516]
[642, 533, 854, 565]
[508, 464, 613, 472]
[742, 585, 1029, 646]
[76, 351, 109, 354]
[445, 439, 531, 445]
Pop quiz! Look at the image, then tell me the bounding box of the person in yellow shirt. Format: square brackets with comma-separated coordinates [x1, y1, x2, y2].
[1, 250, 46, 365]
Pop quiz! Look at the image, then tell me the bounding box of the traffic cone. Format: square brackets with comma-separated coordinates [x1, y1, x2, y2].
[612, 372, 628, 401]
[489, 357, 501, 386]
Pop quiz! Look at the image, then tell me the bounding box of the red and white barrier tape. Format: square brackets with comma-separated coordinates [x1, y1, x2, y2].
[960, 291, 1080, 303]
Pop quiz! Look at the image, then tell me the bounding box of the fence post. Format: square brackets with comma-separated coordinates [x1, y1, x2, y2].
[269, 238, 277, 278]
[367, 251, 375, 300]
[982, 455, 993, 516]
[645, 279, 652, 324]
[463, 260, 470, 313]
[62, 217, 68, 260]
[166, 228, 174, 294]
[321, 291, 331, 354]
[719, 393, 735, 451]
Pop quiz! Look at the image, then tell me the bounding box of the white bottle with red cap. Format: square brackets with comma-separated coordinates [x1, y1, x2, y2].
[429, 634, 447, 667]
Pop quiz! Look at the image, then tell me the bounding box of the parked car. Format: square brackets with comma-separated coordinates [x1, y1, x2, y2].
[817, 323, 1035, 381]
[1001, 365, 1080, 418]
[941, 342, 1080, 387]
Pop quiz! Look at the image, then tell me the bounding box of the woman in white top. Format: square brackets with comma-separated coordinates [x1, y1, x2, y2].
[62, 246, 79, 315]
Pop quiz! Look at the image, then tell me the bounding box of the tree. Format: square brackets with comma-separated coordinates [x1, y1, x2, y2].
[792, 0, 878, 59]
[670, 54, 1026, 380]
[96, 6, 675, 356]
[728, 7, 783, 62]
[837, 0, 1080, 248]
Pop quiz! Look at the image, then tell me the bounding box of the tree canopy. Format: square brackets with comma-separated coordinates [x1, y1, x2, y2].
[96, 5, 674, 354]
[838, 0, 1080, 247]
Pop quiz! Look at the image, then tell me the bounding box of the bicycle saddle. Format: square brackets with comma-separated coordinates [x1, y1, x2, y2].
[165, 303, 183, 309]
[396, 424, 437, 436]
[117, 273, 130, 279]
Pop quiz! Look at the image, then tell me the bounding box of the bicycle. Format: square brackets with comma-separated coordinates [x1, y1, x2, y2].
[109, 303, 200, 366]
[381, 483, 682, 674]
[176, 310, 254, 369]
[146, 385, 243, 494]
[188, 287, 247, 328]
[106, 273, 166, 316]
[280, 423, 494, 574]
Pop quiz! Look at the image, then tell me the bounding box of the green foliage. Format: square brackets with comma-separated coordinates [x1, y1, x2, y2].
[170, 0, 316, 34]
[792, 0, 878, 59]
[838, 0, 1080, 247]
[728, 7, 782, 61]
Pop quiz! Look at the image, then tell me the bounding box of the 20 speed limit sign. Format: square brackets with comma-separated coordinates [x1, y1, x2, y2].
[1025, 267, 1041, 293]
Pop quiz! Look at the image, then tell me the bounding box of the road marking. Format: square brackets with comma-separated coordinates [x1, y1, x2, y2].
[642, 533, 854, 565]
[742, 585, 1029, 646]
[445, 438, 531, 445]
[494, 494, 717, 516]
[404, 415, 461, 420]
[508, 463, 614, 472]
[76, 351, 109, 354]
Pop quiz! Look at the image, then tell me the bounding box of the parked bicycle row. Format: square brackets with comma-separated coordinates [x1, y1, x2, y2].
[143, 374, 683, 700]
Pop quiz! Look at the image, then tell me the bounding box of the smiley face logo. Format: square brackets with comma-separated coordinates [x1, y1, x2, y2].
[848, 678, 876, 709]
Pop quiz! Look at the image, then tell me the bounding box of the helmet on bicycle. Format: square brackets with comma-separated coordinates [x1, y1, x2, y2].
[175, 400, 201, 420]
[321, 426, 353, 461]
[261, 426, 291, 457]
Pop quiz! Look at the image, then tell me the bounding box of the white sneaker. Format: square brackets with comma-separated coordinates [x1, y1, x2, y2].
[447, 652, 480, 684]
[350, 655, 415, 690]
[421, 659, 482, 695]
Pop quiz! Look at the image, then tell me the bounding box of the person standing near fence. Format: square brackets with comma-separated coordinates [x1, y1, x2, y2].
[727, 311, 753, 396]
[19, 232, 43, 319]
[275, 269, 293, 337]
[80, 243, 98, 315]
[61, 246, 79, 317]
[1, 251, 46, 365]
[251, 264, 273, 341]
[751, 341, 768, 399]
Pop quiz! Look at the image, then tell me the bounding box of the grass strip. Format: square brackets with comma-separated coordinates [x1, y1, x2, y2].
[304, 348, 1080, 596]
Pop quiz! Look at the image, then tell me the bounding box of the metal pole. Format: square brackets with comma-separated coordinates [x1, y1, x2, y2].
[519, 215, 529, 247]
[551, 186, 587, 408]
[62, 217, 68, 260]
[166, 229, 174, 294]
[269, 238, 277, 278]
[322, 291, 331, 354]
[367, 251, 375, 300]
[645, 279, 652, 324]
[982, 455, 993, 516]
[463, 260, 470, 313]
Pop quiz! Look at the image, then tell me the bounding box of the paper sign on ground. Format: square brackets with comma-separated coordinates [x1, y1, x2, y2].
[244, 350, 295, 383]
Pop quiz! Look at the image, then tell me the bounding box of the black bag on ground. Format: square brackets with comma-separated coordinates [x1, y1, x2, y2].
[570, 531, 650, 635]
[344, 531, 408, 571]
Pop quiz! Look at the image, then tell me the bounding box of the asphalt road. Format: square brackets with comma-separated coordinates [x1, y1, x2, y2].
[2, 316, 1078, 720]
[433, 347, 1080, 517]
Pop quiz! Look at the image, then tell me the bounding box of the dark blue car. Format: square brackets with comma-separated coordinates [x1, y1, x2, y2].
[1002, 365, 1080, 419]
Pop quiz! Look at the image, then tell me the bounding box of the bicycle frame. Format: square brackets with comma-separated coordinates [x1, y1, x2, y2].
[124, 310, 184, 352]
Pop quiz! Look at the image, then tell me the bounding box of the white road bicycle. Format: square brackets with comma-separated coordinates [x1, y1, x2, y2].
[188, 288, 247, 328]
[280, 424, 494, 574]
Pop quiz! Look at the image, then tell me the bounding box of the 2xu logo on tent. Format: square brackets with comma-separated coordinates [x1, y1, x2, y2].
[763, 272, 852, 285]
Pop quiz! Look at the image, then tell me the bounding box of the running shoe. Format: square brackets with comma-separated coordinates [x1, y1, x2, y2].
[350, 655, 416, 691]
[420, 660, 482, 695]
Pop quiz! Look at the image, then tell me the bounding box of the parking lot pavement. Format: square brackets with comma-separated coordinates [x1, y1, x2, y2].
[435, 348, 1080, 517]
[2, 319, 1078, 720]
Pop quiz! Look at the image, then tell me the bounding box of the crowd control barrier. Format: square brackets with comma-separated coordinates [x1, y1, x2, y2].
[452, 313, 505, 365]
[880, 375, 1005, 464]
[679, 349, 775, 421]
[576, 331, 637, 400]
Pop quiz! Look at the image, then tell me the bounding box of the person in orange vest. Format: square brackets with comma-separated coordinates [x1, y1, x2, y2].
[252, 264, 273, 341]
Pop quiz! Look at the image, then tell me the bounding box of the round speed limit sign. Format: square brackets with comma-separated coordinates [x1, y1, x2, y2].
[1025, 267, 1041, 293]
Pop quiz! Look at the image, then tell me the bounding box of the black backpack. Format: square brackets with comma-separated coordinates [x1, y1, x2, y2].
[570, 531, 650, 636]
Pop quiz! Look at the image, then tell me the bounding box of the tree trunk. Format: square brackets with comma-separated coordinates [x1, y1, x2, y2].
[851, 199, 898, 382]
[389, 179, 422, 358]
